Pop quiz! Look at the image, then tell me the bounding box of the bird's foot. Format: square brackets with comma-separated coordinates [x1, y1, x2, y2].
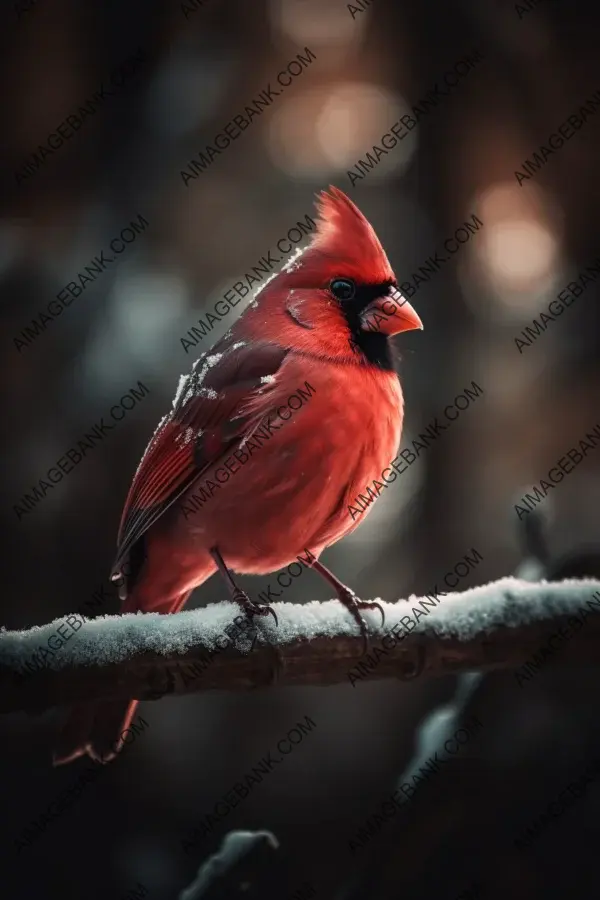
[231, 587, 282, 685]
[231, 586, 278, 627]
[337, 587, 385, 656]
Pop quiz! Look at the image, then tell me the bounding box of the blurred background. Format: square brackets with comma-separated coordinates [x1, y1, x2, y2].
[2, 0, 600, 897]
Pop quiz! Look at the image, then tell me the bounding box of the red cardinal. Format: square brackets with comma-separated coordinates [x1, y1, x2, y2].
[54, 186, 422, 766]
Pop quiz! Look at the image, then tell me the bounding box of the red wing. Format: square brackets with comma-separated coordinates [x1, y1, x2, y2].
[112, 337, 288, 574]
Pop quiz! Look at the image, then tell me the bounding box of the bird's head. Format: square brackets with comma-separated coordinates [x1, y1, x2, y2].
[251, 186, 423, 369]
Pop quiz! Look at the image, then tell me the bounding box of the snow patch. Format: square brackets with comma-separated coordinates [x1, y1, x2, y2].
[176, 426, 195, 446]
[2, 578, 599, 675]
[282, 246, 305, 273]
[173, 374, 189, 410]
[250, 272, 278, 306]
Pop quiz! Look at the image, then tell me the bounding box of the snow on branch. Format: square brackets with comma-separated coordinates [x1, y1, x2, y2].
[2, 576, 600, 714]
[179, 830, 279, 899]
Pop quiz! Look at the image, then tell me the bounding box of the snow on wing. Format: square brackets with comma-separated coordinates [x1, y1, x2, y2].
[111, 339, 289, 575]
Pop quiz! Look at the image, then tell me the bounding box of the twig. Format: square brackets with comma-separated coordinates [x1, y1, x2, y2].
[2, 576, 600, 714]
[179, 830, 278, 900]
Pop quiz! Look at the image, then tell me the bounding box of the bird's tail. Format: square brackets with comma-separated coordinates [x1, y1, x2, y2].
[53, 588, 193, 766]
[53, 698, 141, 766]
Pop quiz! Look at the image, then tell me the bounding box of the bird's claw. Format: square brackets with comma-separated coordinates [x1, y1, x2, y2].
[359, 600, 385, 629]
[243, 604, 283, 684]
[258, 604, 279, 628]
[247, 604, 279, 658]
[231, 587, 278, 628]
[232, 589, 279, 672]
[245, 600, 278, 628]
[358, 620, 369, 658]
[337, 588, 385, 657]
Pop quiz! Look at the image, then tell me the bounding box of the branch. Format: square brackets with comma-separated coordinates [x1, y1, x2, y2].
[2, 576, 600, 714]
[179, 830, 278, 900]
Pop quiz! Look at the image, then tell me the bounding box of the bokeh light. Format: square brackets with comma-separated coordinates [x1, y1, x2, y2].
[268, 82, 417, 179]
[463, 181, 563, 321]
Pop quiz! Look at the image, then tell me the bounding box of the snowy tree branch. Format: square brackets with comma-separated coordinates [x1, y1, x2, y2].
[179, 830, 279, 899]
[2, 577, 600, 714]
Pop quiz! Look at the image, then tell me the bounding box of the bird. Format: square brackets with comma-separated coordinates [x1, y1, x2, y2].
[53, 186, 423, 766]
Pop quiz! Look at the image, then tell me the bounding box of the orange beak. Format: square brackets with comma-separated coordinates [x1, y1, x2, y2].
[359, 286, 423, 337]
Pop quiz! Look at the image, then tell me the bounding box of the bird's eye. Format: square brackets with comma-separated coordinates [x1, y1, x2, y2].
[330, 278, 356, 301]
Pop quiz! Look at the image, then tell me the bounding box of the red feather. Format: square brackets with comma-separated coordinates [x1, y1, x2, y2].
[112, 337, 288, 575]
